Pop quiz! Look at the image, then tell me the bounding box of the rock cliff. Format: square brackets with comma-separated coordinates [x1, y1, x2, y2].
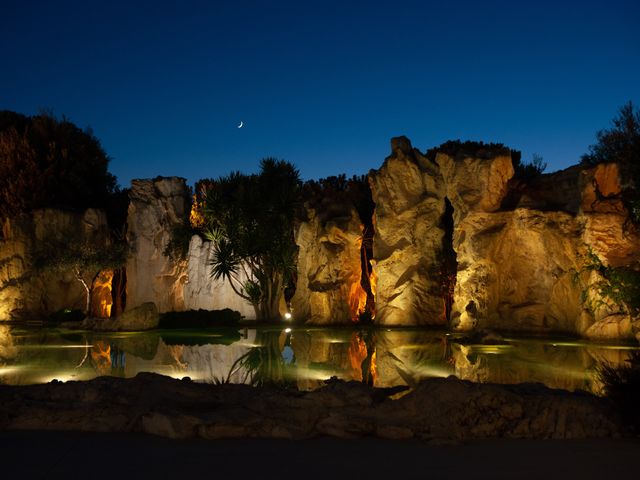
[366, 137, 639, 339]
[0, 209, 109, 320]
[125, 177, 190, 313]
[369, 138, 447, 326]
[183, 235, 255, 318]
[125, 177, 256, 319]
[291, 204, 365, 324]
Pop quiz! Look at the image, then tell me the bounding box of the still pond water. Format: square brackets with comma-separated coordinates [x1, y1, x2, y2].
[1, 325, 638, 394]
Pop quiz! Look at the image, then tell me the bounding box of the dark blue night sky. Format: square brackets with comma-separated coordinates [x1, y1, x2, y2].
[2, 0, 639, 187]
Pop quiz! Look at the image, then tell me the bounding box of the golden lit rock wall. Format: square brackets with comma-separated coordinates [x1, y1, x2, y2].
[291, 205, 364, 324]
[0, 209, 109, 320]
[368, 137, 447, 326]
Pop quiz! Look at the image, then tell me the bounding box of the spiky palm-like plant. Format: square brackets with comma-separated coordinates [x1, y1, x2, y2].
[203, 159, 301, 321]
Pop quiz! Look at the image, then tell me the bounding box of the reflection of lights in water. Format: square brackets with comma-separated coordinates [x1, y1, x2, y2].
[284, 328, 292, 333]
[396, 344, 433, 351]
[294, 366, 338, 381]
[20, 344, 95, 349]
[324, 338, 348, 344]
[411, 365, 451, 378]
[0, 366, 22, 376]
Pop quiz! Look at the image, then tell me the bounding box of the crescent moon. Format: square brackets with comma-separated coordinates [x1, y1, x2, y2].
[238, 121, 243, 128]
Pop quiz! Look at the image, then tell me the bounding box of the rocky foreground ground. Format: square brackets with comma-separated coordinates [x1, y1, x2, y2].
[0, 373, 622, 441]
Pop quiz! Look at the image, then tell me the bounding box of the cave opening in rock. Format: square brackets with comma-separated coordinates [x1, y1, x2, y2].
[353, 177, 376, 324]
[440, 197, 457, 324]
[110, 267, 127, 317]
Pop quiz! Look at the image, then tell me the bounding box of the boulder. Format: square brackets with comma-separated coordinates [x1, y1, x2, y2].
[83, 302, 159, 331]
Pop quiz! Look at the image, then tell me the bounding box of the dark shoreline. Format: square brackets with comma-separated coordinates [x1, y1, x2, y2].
[0, 372, 624, 442]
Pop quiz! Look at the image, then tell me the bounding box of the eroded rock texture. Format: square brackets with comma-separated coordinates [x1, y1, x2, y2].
[367, 138, 639, 338]
[368, 137, 447, 326]
[0, 209, 109, 320]
[126, 177, 190, 313]
[291, 204, 365, 324]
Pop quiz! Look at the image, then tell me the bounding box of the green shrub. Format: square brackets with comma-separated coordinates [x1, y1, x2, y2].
[158, 308, 243, 328]
[48, 308, 85, 323]
[163, 221, 196, 262]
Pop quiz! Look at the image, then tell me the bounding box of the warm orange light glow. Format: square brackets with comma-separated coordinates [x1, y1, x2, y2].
[347, 333, 377, 385]
[348, 334, 368, 380]
[91, 270, 113, 318]
[189, 194, 206, 229]
[370, 350, 377, 384]
[90, 340, 111, 375]
[348, 281, 368, 322]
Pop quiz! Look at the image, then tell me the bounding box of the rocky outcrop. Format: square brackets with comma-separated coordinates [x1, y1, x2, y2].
[81, 302, 159, 331]
[368, 137, 447, 326]
[183, 235, 255, 318]
[125, 177, 190, 313]
[125, 178, 254, 319]
[367, 138, 639, 338]
[0, 373, 620, 440]
[0, 209, 109, 321]
[291, 204, 365, 324]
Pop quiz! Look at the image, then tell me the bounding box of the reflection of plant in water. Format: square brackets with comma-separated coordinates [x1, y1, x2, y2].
[221, 330, 295, 387]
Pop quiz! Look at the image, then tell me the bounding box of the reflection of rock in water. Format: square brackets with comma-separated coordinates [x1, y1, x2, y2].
[291, 330, 358, 390]
[0, 325, 18, 361]
[90, 340, 112, 376]
[375, 331, 455, 388]
[450, 341, 611, 392]
[124, 331, 257, 383]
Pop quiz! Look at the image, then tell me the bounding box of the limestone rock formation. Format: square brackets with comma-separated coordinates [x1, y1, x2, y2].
[368, 138, 639, 338]
[0, 209, 109, 321]
[368, 137, 447, 326]
[291, 204, 365, 324]
[183, 235, 255, 319]
[125, 177, 190, 313]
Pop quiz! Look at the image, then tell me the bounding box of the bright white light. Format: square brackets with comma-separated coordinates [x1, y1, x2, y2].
[284, 328, 292, 333]
[284, 312, 292, 320]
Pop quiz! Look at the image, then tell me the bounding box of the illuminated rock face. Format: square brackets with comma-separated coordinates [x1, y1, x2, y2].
[125, 177, 190, 313]
[369, 138, 639, 339]
[125, 177, 257, 318]
[183, 235, 256, 319]
[369, 137, 447, 326]
[0, 209, 109, 321]
[449, 209, 585, 332]
[291, 204, 365, 324]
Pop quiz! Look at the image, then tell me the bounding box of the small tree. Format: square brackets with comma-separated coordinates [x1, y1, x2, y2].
[582, 101, 640, 222]
[202, 159, 301, 321]
[32, 238, 127, 315]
